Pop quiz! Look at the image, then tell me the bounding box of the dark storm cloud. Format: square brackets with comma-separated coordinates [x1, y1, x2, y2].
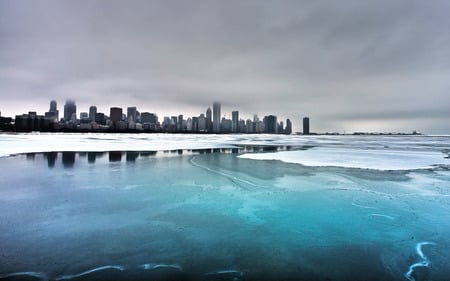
[1, 0, 450, 133]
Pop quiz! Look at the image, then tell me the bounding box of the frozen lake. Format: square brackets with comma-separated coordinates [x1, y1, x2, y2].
[0, 134, 449, 281]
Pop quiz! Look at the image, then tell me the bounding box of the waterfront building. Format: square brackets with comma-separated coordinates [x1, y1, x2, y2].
[80, 112, 90, 123]
[127, 107, 137, 123]
[263, 115, 278, 134]
[246, 119, 253, 133]
[221, 117, 232, 133]
[95, 112, 106, 125]
[285, 119, 292, 135]
[232, 111, 239, 133]
[206, 107, 212, 132]
[213, 102, 221, 133]
[64, 100, 76, 122]
[89, 106, 97, 122]
[303, 117, 310, 135]
[45, 100, 59, 122]
[110, 107, 123, 123]
[178, 115, 184, 131]
[239, 119, 246, 133]
[198, 115, 206, 132]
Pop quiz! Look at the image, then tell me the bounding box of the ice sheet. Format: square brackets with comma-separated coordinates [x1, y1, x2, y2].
[238, 147, 450, 170]
[1, 133, 450, 159]
[1, 134, 450, 280]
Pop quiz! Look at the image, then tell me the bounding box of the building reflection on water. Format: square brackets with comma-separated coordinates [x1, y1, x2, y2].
[36, 146, 297, 168]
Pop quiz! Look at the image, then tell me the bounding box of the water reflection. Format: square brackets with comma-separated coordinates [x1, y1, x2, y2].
[62, 152, 76, 168]
[20, 146, 300, 168]
[140, 151, 157, 157]
[126, 151, 139, 162]
[109, 151, 122, 162]
[44, 152, 58, 168]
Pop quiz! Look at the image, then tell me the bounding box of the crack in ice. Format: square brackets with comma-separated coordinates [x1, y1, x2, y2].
[55, 265, 126, 280]
[404, 242, 436, 281]
[139, 263, 183, 270]
[189, 155, 258, 190]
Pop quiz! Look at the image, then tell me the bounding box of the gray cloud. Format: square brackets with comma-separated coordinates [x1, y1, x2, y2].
[1, 0, 450, 133]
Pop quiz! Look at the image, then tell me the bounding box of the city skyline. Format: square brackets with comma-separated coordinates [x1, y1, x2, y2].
[2, 99, 299, 134]
[1, 1, 450, 134]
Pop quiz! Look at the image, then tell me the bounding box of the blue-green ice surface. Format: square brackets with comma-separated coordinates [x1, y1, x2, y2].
[0, 134, 449, 281]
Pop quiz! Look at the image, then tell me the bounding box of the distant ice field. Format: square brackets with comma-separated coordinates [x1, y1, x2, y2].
[239, 147, 449, 170]
[1, 133, 449, 170]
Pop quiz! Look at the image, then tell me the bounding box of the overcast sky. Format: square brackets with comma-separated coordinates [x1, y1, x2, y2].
[1, 0, 450, 133]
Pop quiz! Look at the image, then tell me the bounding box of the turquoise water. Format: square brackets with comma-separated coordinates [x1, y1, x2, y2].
[0, 141, 449, 280]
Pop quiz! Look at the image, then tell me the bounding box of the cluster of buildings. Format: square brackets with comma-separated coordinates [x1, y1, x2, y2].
[0, 100, 312, 134]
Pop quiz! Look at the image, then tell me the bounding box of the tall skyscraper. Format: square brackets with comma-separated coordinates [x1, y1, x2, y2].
[45, 100, 59, 121]
[127, 107, 137, 123]
[206, 107, 212, 132]
[64, 100, 76, 122]
[213, 102, 221, 133]
[303, 117, 310, 135]
[89, 106, 97, 122]
[178, 115, 184, 131]
[232, 111, 239, 133]
[263, 115, 278, 134]
[285, 119, 292, 135]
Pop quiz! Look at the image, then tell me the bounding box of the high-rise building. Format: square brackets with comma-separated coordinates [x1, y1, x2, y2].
[127, 107, 137, 123]
[232, 111, 239, 133]
[198, 115, 206, 132]
[95, 112, 106, 125]
[178, 115, 184, 131]
[213, 102, 221, 133]
[206, 107, 212, 132]
[303, 117, 310, 135]
[64, 100, 76, 122]
[80, 112, 89, 123]
[50, 100, 57, 112]
[89, 106, 97, 122]
[246, 119, 253, 133]
[263, 115, 278, 134]
[45, 100, 59, 121]
[285, 119, 292, 135]
[221, 117, 232, 133]
[110, 107, 123, 123]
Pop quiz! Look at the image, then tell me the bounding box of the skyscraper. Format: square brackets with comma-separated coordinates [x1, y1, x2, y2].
[64, 100, 76, 122]
[127, 107, 137, 123]
[285, 119, 292, 135]
[232, 111, 239, 133]
[303, 117, 310, 135]
[213, 102, 221, 133]
[206, 107, 212, 132]
[110, 107, 123, 123]
[45, 100, 59, 121]
[89, 106, 97, 122]
[263, 115, 278, 134]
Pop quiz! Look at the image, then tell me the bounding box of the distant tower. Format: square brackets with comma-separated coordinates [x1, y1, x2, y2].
[213, 102, 221, 133]
[48, 100, 59, 120]
[232, 111, 239, 133]
[110, 107, 123, 123]
[303, 117, 310, 135]
[206, 107, 212, 132]
[285, 119, 292, 135]
[64, 100, 76, 122]
[263, 115, 278, 134]
[89, 106, 97, 122]
[178, 114, 184, 131]
[127, 107, 137, 123]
